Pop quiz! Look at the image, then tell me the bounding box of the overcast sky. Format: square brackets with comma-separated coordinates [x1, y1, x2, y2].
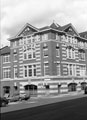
[1, 0, 87, 47]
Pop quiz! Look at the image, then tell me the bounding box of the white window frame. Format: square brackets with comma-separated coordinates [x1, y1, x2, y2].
[66, 47, 75, 59]
[24, 64, 37, 78]
[56, 63, 60, 76]
[67, 64, 76, 76]
[3, 67, 11, 78]
[56, 44, 60, 57]
[14, 67, 18, 78]
[42, 34, 48, 41]
[3, 55, 10, 63]
[14, 53, 17, 62]
[44, 62, 49, 76]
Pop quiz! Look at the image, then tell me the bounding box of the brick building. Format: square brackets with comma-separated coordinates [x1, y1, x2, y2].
[0, 22, 87, 97]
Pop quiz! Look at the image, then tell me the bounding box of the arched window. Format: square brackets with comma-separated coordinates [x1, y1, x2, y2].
[78, 49, 85, 61]
[68, 83, 77, 92]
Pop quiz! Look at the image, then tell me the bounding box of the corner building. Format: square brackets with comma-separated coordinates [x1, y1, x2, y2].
[1, 22, 87, 97]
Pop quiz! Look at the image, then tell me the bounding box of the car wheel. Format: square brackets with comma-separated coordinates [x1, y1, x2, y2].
[2, 102, 6, 107]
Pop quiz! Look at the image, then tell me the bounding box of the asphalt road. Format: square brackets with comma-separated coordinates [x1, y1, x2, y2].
[1, 95, 87, 120]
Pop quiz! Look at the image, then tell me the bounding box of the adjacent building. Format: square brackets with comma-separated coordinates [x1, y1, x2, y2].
[0, 22, 87, 97]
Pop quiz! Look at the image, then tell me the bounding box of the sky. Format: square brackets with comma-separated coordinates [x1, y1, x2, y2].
[1, 0, 87, 47]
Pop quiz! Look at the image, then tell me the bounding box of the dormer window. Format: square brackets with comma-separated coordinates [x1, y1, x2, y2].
[69, 28, 72, 32]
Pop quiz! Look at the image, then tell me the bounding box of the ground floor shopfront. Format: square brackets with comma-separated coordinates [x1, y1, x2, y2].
[0, 76, 87, 98]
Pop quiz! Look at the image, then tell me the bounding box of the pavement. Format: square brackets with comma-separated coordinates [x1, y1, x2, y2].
[31, 90, 84, 99]
[8, 91, 84, 105]
[1, 93, 87, 120]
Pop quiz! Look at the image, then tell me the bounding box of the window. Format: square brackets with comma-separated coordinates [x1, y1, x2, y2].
[14, 67, 18, 78]
[35, 35, 40, 41]
[23, 44, 36, 60]
[73, 38, 77, 44]
[13, 41, 17, 47]
[79, 65, 86, 76]
[14, 86, 18, 90]
[28, 52, 32, 59]
[56, 34, 59, 40]
[23, 38, 27, 44]
[67, 64, 76, 76]
[43, 50, 48, 57]
[56, 44, 60, 57]
[42, 34, 48, 41]
[66, 46, 75, 59]
[24, 66, 27, 77]
[14, 54, 17, 61]
[19, 39, 23, 45]
[3, 55, 10, 63]
[33, 51, 36, 58]
[43, 43, 48, 57]
[28, 65, 32, 77]
[79, 50, 85, 61]
[45, 85, 50, 89]
[24, 53, 27, 59]
[3, 68, 11, 78]
[61, 35, 65, 42]
[27, 38, 31, 44]
[56, 63, 60, 75]
[24, 64, 37, 77]
[33, 65, 36, 76]
[44, 63, 49, 76]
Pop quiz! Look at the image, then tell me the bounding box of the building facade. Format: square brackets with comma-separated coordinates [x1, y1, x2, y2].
[0, 22, 87, 97]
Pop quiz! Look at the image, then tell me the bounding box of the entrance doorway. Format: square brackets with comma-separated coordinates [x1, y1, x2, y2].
[24, 84, 37, 96]
[68, 83, 77, 92]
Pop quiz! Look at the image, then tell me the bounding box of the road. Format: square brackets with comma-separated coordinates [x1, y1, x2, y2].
[1, 93, 87, 120]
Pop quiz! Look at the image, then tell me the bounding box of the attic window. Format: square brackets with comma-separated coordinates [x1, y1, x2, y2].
[69, 28, 72, 32]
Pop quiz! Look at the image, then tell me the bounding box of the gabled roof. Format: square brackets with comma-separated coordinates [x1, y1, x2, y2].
[39, 26, 50, 30]
[0, 46, 10, 55]
[60, 23, 79, 36]
[50, 22, 60, 30]
[79, 31, 87, 39]
[15, 23, 39, 37]
[61, 23, 71, 31]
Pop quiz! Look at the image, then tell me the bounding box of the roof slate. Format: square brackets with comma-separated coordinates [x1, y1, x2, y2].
[0, 46, 10, 55]
[79, 31, 87, 39]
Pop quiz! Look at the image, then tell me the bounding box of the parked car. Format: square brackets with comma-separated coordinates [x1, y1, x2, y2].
[19, 93, 30, 101]
[0, 97, 8, 107]
[84, 86, 87, 94]
[7, 94, 20, 102]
